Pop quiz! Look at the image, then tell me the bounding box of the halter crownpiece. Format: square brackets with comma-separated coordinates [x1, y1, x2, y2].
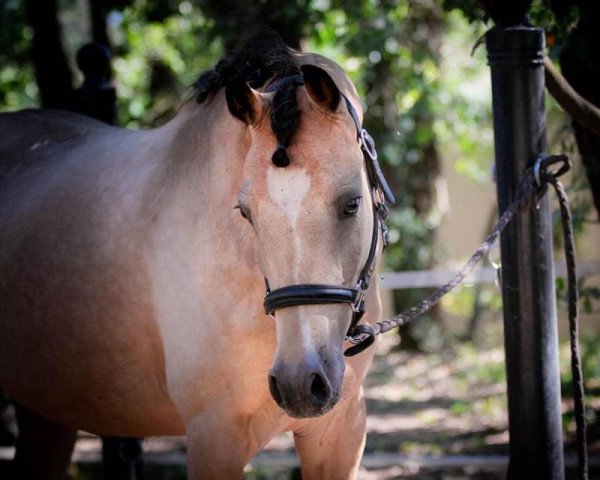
[264, 74, 304, 93]
[263, 89, 395, 355]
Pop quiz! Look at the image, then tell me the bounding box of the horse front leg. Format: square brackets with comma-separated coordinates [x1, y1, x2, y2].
[185, 411, 271, 480]
[12, 402, 77, 480]
[293, 388, 367, 480]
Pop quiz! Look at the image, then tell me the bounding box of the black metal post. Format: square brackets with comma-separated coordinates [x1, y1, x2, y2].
[74, 42, 117, 125]
[487, 27, 565, 479]
[102, 435, 143, 480]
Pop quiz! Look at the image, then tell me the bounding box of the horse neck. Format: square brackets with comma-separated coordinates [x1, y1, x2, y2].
[149, 92, 258, 283]
[154, 93, 250, 204]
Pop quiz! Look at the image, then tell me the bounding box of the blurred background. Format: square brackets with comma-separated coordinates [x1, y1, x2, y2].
[1, 0, 599, 478]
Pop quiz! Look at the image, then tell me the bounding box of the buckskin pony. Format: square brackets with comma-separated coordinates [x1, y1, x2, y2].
[0, 31, 394, 479]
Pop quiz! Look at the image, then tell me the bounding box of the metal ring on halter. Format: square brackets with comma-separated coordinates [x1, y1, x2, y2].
[360, 129, 378, 161]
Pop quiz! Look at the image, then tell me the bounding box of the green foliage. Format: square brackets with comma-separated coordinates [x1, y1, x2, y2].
[196, 0, 323, 49]
[0, 1, 31, 60]
[560, 334, 600, 435]
[309, 1, 447, 277]
[445, 1, 599, 345]
[0, 0, 556, 351]
[441, 0, 580, 36]
[450, 399, 471, 415]
[577, 334, 600, 390]
[556, 277, 600, 316]
[530, 0, 580, 49]
[314, 2, 494, 251]
[441, 0, 488, 24]
[442, 283, 502, 318]
[309, 1, 496, 347]
[434, 11, 493, 185]
[454, 344, 506, 385]
[109, 3, 223, 127]
[580, 282, 600, 316]
[0, 1, 37, 110]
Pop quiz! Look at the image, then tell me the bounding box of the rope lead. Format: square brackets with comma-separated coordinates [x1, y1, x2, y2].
[345, 153, 588, 479]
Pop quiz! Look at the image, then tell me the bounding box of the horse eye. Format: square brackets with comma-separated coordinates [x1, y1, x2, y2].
[343, 197, 361, 217]
[235, 205, 251, 223]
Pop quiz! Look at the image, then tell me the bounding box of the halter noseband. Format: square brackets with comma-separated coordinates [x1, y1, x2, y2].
[263, 88, 395, 354]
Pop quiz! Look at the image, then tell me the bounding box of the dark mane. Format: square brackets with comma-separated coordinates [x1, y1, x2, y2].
[194, 29, 302, 167]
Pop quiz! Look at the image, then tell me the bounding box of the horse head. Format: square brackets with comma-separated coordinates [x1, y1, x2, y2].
[191, 31, 392, 418]
[222, 59, 387, 418]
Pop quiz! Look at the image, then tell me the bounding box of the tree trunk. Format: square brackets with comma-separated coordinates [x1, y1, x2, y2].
[556, 4, 600, 221]
[393, 133, 442, 351]
[361, 2, 444, 351]
[25, 0, 74, 110]
[90, 0, 110, 47]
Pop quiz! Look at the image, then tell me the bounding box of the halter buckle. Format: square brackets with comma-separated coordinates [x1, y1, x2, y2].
[352, 281, 366, 313]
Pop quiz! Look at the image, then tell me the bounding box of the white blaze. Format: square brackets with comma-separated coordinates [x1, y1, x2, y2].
[267, 167, 311, 282]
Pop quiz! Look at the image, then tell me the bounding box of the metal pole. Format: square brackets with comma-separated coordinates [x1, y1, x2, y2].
[486, 26, 565, 479]
[74, 42, 117, 125]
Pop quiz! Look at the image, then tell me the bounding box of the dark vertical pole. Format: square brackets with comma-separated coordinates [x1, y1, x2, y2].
[101, 435, 143, 480]
[486, 27, 565, 479]
[74, 43, 117, 125]
[25, 0, 74, 110]
[89, 0, 110, 47]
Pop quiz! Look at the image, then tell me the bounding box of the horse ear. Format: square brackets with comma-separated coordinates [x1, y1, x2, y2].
[301, 64, 341, 112]
[225, 83, 263, 124]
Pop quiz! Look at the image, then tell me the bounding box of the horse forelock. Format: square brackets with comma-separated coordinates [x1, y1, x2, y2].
[193, 30, 309, 168]
[192, 30, 363, 177]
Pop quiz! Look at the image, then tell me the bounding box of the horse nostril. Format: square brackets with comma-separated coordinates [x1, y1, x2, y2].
[268, 374, 284, 407]
[309, 372, 332, 407]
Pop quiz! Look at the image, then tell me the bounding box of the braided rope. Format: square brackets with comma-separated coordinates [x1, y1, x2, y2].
[345, 157, 543, 353]
[545, 173, 588, 479]
[345, 153, 588, 478]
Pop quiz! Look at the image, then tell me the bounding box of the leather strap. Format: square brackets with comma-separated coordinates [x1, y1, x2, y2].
[356, 203, 380, 291]
[342, 95, 396, 204]
[264, 285, 358, 315]
[261, 85, 396, 340]
[264, 74, 304, 93]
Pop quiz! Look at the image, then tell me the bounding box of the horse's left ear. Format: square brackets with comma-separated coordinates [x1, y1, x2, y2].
[301, 64, 341, 112]
[225, 83, 264, 125]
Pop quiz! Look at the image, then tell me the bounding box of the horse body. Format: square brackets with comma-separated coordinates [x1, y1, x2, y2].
[0, 44, 381, 479]
[0, 110, 185, 435]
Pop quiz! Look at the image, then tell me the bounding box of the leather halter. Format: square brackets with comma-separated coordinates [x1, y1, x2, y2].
[263, 84, 395, 352]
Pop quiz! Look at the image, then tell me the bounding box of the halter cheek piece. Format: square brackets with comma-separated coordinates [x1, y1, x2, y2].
[263, 84, 395, 355]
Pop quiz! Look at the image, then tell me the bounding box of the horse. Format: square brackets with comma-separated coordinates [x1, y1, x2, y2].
[0, 31, 393, 479]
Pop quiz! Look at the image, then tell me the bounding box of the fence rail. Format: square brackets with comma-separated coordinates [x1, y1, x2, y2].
[1, 447, 598, 470]
[379, 259, 600, 290]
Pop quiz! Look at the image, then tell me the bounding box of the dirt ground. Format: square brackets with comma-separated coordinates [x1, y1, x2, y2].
[2, 331, 599, 479]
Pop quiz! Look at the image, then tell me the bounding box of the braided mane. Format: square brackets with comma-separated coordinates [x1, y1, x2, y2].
[194, 29, 302, 167]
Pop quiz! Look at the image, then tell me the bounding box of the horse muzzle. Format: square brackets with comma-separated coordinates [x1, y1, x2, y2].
[268, 351, 343, 418]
